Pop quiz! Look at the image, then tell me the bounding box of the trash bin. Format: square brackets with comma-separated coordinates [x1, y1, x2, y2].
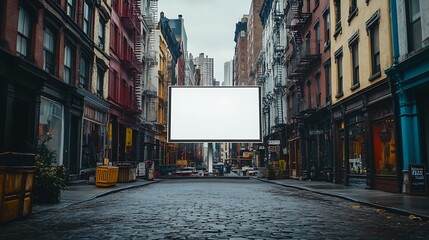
[0, 152, 36, 223]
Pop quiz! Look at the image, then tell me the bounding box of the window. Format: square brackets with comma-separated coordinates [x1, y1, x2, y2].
[307, 81, 312, 109]
[112, 23, 119, 53]
[79, 56, 89, 89]
[17, 6, 31, 57]
[64, 44, 73, 84]
[83, 1, 91, 36]
[348, 0, 358, 23]
[406, 0, 422, 52]
[67, 0, 75, 19]
[323, 10, 330, 50]
[314, 22, 320, 54]
[96, 67, 104, 97]
[349, 31, 359, 88]
[366, 10, 380, 79]
[369, 25, 380, 76]
[39, 97, 64, 165]
[351, 43, 359, 87]
[98, 19, 105, 50]
[373, 118, 396, 175]
[240, 30, 246, 38]
[44, 28, 55, 75]
[348, 119, 366, 176]
[324, 61, 331, 102]
[335, 48, 343, 97]
[334, 0, 341, 35]
[315, 73, 321, 107]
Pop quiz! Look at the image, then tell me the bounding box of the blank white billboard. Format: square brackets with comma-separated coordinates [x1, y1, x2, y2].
[168, 86, 262, 143]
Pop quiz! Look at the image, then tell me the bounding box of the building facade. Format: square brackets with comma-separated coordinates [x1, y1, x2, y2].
[247, 0, 264, 86]
[0, 0, 116, 178]
[258, 0, 287, 168]
[285, 0, 332, 181]
[386, 0, 429, 193]
[330, 0, 396, 192]
[108, 0, 142, 165]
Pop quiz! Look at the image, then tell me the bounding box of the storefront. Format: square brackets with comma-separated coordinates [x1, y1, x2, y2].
[331, 79, 398, 192]
[386, 47, 429, 193]
[82, 104, 108, 169]
[39, 97, 64, 164]
[303, 111, 332, 182]
[287, 122, 302, 179]
[78, 89, 109, 175]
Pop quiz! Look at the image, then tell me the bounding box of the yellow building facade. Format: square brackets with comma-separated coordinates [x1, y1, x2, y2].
[156, 29, 177, 167]
[330, 0, 393, 104]
[329, 0, 398, 193]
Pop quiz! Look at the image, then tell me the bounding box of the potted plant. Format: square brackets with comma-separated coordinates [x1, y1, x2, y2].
[267, 162, 276, 180]
[34, 134, 68, 204]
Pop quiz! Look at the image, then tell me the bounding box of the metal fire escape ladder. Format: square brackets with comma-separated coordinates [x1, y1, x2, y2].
[146, 0, 159, 125]
[133, 0, 143, 111]
[273, 7, 285, 126]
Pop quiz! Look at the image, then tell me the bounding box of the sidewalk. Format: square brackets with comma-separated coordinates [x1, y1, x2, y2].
[32, 179, 159, 214]
[259, 178, 429, 220]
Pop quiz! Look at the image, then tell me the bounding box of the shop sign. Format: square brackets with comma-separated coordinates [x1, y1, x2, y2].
[268, 140, 280, 145]
[84, 105, 106, 124]
[309, 129, 324, 135]
[268, 146, 280, 152]
[408, 163, 426, 195]
[126, 128, 133, 147]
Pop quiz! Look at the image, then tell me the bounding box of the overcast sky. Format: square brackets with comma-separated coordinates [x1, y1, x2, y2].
[157, 0, 251, 84]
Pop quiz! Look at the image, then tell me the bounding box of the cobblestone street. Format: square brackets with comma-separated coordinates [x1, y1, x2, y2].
[1, 179, 429, 239]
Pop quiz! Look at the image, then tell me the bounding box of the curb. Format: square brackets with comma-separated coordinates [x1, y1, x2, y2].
[32, 180, 160, 214]
[257, 178, 429, 221]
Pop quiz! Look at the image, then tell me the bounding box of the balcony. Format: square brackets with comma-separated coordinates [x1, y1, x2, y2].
[287, 40, 321, 80]
[142, 12, 156, 29]
[121, 52, 142, 73]
[288, 99, 306, 120]
[118, 2, 141, 34]
[143, 82, 157, 98]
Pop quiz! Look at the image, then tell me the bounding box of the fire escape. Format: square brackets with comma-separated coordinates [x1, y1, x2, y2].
[119, 0, 142, 114]
[285, 0, 319, 122]
[142, 0, 158, 125]
[273, 7, 285, 130]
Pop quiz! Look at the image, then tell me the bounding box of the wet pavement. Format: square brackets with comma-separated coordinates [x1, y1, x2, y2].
[260, 178, 429, 220]
[1, 178, 429, 239]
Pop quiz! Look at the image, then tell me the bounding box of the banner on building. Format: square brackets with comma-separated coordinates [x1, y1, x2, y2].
[126, 128, 133, 147]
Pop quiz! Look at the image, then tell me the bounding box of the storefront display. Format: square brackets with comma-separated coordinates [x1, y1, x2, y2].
[372, 118, 396, 175]
[82, 104, 107, 169]
[39, 97, 64, 165]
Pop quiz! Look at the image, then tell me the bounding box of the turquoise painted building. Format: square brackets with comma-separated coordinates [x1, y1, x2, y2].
[386, 0, 429, 193]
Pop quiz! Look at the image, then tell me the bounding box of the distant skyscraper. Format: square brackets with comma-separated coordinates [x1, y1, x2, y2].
[194, 53, 214, 86]
[223, 60, 234, 86]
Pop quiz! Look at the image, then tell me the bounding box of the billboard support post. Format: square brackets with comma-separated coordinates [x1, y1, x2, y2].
[208, 143, 213, 174]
